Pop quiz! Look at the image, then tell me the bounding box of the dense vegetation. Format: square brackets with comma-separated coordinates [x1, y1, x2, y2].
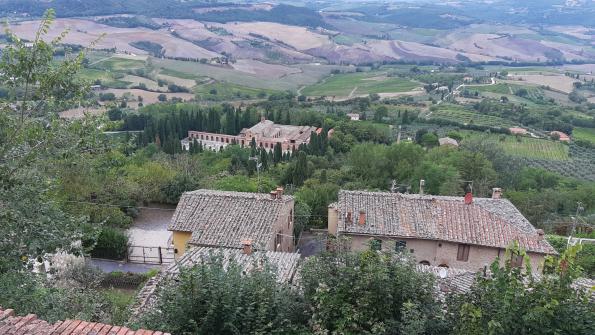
[139, 244, 594, 335]
[97, 16, 161, 30]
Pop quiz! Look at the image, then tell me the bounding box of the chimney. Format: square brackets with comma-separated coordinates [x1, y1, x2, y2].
[242, 240, 253, 255]
[270, 190, 278, 200]
[419, 179, 425, 195]
[536, 229, 544, 240]
[346, 210, 353, 224]
[464, 192, 473, 205]
[260, 115, 266, 123]
[358, 210, 366, 225]
[276, 187, 284, 198]
[492, 188, 502, 199]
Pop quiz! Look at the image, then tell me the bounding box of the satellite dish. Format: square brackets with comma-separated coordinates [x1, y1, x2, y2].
[439, 267, 448, 279]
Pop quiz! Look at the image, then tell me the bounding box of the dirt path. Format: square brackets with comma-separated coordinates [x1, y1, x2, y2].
[348, 86, 358, 98]
[89, 55, 115, 66]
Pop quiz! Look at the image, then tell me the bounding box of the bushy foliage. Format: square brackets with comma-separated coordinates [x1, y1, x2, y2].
[90, 227, 129, 260]
[301, 247, 447, 334]
[446, 245, 595, 335]
[139, 252, 310, 334]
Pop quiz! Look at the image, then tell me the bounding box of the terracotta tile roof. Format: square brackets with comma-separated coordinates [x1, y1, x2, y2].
[336, 190, 556, 254]
[416, 264, 477, 299]
[417, 265, 594, 302]
[132, 247, 300, 318]
[0, 308, 169, 335]
[168, 190, 293, 249]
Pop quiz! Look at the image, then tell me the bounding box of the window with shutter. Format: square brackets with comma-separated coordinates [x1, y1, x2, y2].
[457, 244, 470, 262]
[511, 253, 524, 268]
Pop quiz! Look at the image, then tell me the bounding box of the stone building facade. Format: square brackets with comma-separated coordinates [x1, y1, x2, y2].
[328, 189, 557, 273]
[181, 118, 324, 152]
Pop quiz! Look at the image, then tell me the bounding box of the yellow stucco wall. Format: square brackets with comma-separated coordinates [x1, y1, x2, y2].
[172, 231, 192, 259]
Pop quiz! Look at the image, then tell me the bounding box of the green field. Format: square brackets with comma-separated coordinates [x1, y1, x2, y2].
[429, 104, 516, 128]
[462, 132, 570, 160]
[573, 127, 595, 144]
[302, 71, 419, 96]
[159, 68, 203, 80]
[91, 57, 146, 71]
[471, 83, 542, 98]
[195, 81, 279, 101]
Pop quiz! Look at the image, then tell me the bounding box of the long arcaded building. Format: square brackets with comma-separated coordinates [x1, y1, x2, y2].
[181, 117, 325, 152]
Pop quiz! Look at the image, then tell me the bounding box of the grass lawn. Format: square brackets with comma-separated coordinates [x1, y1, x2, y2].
[573, 127, 595, 144]
[302, 71, 419, 96]
[462, 132, 570, 160]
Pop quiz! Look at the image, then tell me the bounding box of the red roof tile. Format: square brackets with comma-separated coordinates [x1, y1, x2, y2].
[0, 308, 170, 335]
[336, 190, 557, 254]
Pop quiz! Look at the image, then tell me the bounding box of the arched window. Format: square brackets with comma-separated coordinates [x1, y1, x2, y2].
[419, 260, 431, 266]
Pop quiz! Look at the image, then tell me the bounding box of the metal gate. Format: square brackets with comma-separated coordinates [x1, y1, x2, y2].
[126, 245, 175, 265]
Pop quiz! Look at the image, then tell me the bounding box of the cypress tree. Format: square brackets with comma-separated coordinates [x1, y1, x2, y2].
[273, 143, 282, 164]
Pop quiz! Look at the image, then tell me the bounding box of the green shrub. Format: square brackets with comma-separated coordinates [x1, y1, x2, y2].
[91, 227, 129, 260]
[546, 235, 595, 278]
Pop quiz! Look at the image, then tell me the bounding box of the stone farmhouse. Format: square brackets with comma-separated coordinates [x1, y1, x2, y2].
[169, 188, 295, 258]
[0, 307, 169, 335]
[181, 117, 324, 152]
[328, 189, 557, 273]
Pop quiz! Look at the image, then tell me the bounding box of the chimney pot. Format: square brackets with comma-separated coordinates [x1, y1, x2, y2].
[358, 210, 366, 225]
[261, 116, 266, 123]
[492, 188, 502, 199]
[536, 229, 544, 240]
[242, 240, 253, 255]
[419, 179, 425, 195]
[276, 187, 284, 198]
[270, 190, 277, 200]
[464, 192, 473, 205]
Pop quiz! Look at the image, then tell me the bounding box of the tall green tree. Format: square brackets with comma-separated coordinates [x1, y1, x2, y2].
[0, 9, 99, 271]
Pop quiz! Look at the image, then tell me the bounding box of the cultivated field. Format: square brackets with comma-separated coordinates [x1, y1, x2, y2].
[222, 22, 332, 51]
[59, 106, 106, 119]
[429, 104, 517, 128]
[301, 71, 420, 97]
[573, 127, 595, 145]
[462, 132, 570, 161]
[8, 19, 218, 59]
[194, 81, 277, 101]
[104, 89, 195, 105]
[505, 74, 578, 94]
